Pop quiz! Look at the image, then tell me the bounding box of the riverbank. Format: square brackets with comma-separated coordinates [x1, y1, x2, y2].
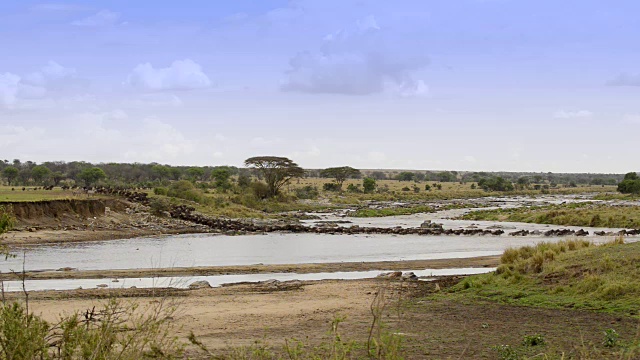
[18, 278, 638, 359]
[0, 255, 500, 281]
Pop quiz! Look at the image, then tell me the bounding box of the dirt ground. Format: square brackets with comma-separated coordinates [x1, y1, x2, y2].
[23, 279, 639, 359]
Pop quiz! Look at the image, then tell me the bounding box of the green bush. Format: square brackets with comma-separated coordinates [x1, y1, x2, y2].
[294, 185, 319, 199]
[167, 180, 208, 204]
[251, 181, 270, 200]
[154, 187, 168, 196]
[0, 299, 182, 359]
[322, 183, 341, 192]
[149, 197, 172, 216]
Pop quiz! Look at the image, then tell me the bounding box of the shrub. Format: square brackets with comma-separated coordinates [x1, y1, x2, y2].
[323, 183, 342, 192]
[251, 181, 270, 199]
[154, 187, 168, 196]
[603, 328, 619, 348]
[295, 185, 319, 199]
[167, 180, 208, 204]
[363, 177, 376, 193]
[149, 197, 171, 216]
[522, 334, 545, 346]
[0, 299, 182, 359]
[347, 183, 361, 193]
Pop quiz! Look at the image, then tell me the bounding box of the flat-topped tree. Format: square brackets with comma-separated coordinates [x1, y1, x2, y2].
[320, 166, 361, 190]
[244, 156, 305, 197]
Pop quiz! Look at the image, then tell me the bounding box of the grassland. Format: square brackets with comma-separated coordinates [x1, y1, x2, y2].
[448, 238, 639, 315]
[461, 202, 640, 228]
[0, 186, 79, 202]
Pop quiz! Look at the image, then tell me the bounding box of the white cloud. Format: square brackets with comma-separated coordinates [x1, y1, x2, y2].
[126, 59, 212, 91]
[553, 110, 593, 119]
[131, 94, 184, 107]
[0, 125, 46, 148]
[607, 73, 640, 86]
[23, 61, 78, 89]
[250, 137, 282, 147]
[31, 3, 86, 12]
[623, 114, 640, 124]
[0, 62, 84, 109]
[72, 10, 121, 27]
[281, 16, 429, 96]
[464, 155, 477, 163]
[0, 73, 21, 108]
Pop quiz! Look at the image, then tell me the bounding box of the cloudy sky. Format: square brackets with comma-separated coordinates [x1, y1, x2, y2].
[1, 1, 639, 172]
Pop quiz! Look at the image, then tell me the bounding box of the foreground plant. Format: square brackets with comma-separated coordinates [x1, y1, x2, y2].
[0, 297, 182, 360]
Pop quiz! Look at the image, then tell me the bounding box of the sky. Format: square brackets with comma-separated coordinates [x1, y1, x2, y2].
[1, 0, 639, 173]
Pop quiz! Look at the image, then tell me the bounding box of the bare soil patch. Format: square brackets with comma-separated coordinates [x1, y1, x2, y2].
[22, 279, 638, 359]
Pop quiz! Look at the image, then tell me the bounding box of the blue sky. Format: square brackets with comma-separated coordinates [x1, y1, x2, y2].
[1, 1, 639, 172]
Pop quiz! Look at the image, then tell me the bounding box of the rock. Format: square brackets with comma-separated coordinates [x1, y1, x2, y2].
[96, 284, 108, 288]
[420, 221, 443, 230]
[401, 272, 418, 281]
[377, 271, 403, 279]
[189, 280, 212, 289]
[111, 279, 120, 283]
[57, 267, 77, 272]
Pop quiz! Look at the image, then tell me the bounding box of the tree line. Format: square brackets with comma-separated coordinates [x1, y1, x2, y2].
[0, 158, 633, 196]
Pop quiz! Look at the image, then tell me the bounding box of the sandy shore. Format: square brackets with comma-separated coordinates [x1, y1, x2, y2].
[0, 255, 499, 281]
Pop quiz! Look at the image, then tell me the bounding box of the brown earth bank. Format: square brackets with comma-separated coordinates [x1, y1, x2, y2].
[1, 198, 210, 246]
[17, 279, 639, 359]
[0, 255, 500, 281]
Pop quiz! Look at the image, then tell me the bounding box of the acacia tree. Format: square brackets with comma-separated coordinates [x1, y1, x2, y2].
[77, 167, 107, 186]
[2, 166, 18, 185]
[320, 166, 361, 190]
[31, 165, 51, 185]
[244, 156, 305, 197]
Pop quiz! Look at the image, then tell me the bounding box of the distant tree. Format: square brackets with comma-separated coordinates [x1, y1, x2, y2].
[236, 172, 251, 188]
[2, 166, 19, 185]
[320, 166, 361, 190]
[77, 167, 107, 186]
[517, 176, 530, 186]
[396, 172, 416, 182]
[186, 167, 205, 182]
[31, 165, 51, 185]
[211, 167, 232, 191]
[478, 177, 514, 192]
[244, 156, 305, 197]
[363, 177, 377, 193]
[436, 171, 457, 182]
[151, 165, 172, 181]
[369, 171, 387, 180]
[618, 172, 640, 194]
[51, 171, 65, 186]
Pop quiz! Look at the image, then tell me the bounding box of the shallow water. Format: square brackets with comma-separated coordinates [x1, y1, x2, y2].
[0, 232, 602, 273]
[1, 267, 496, 292]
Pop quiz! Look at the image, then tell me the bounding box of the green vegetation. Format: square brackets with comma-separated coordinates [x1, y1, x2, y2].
[461, 202, 640, 228]
[244, 157, 305, 198]
[319, 166, 361, 190]
[349, 203, 480, 218]
[362, 177, 376, 193]
[349, 205, 435, 218]
[618, 172, 640, 195]
[77, 167, 107, 186]
[478, 176, 514, 192]
[450, 238, 640, 315]
[0, 298, 182, 359]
